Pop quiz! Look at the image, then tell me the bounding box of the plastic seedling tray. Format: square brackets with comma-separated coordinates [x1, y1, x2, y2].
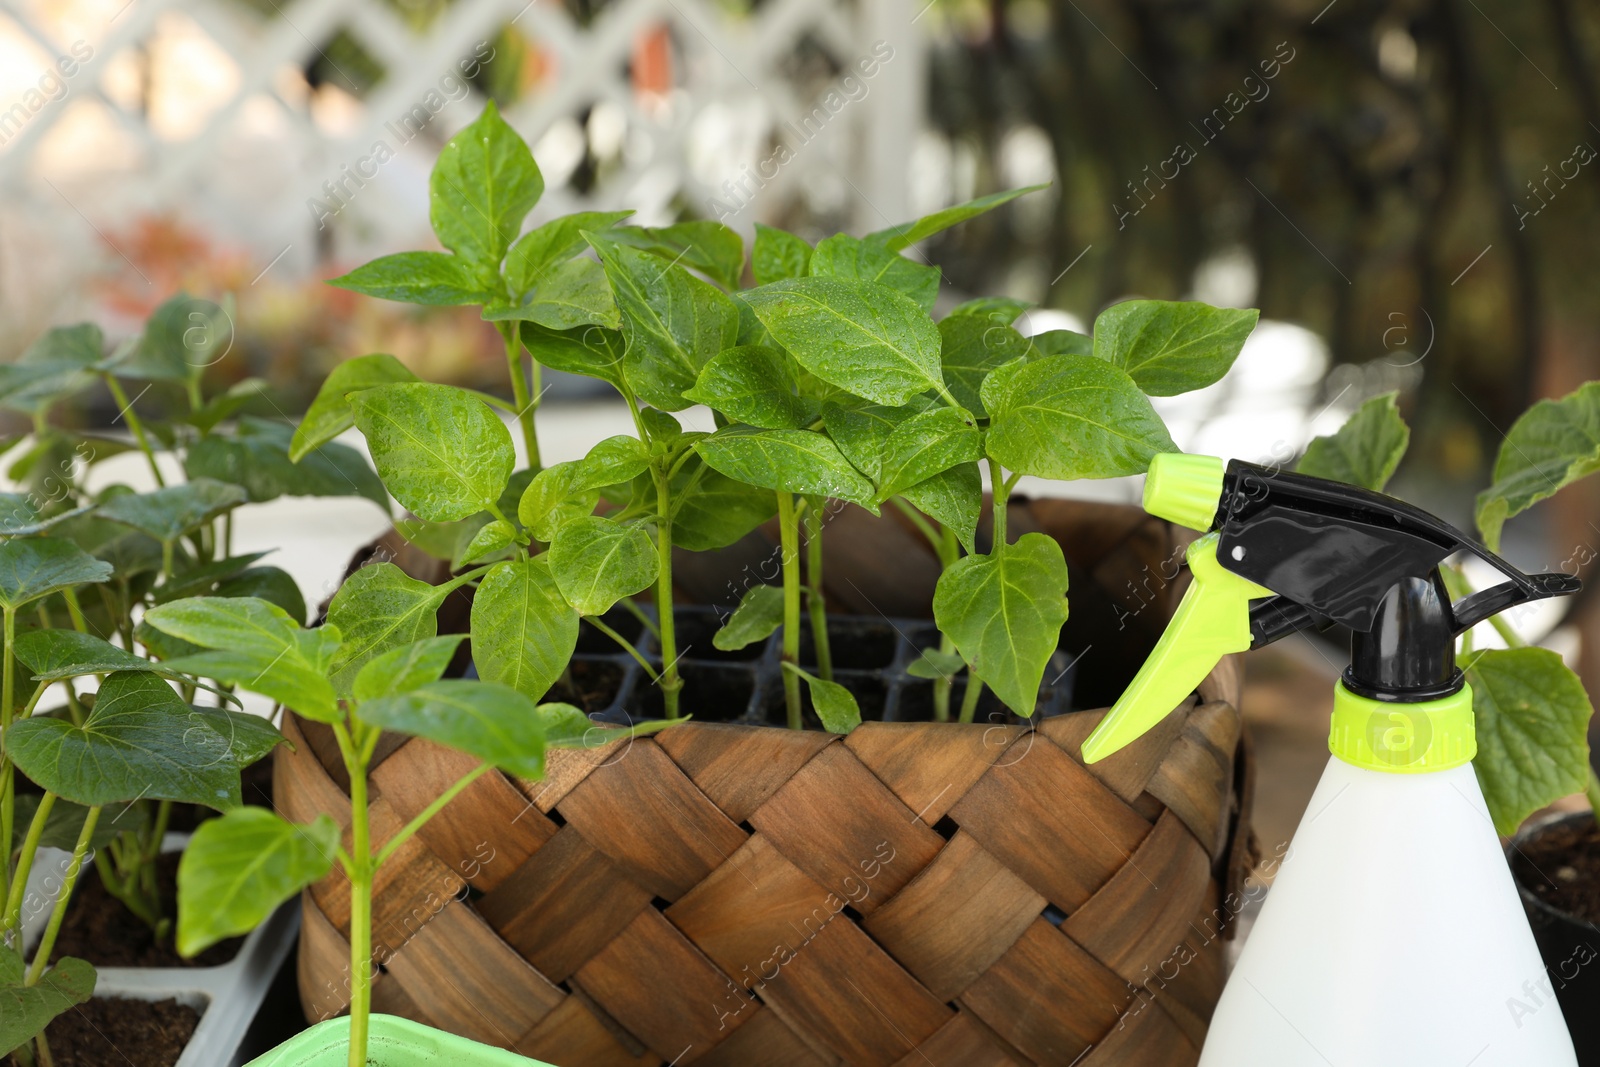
[20, 832, 299, 1067]
[244, 1014, 552, 1066]
[551, 604, 1081, 728]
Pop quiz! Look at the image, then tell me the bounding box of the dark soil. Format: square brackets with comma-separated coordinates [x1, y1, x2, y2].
[628, 662, 757, 723]
[576, 605, 646, 655]
[799, 618, 900, 671]
[1513, 817, 1600, 925]
[50, 852, 241, 968]
[14, 997, 200, 1067]
[543, 658, 627, 714]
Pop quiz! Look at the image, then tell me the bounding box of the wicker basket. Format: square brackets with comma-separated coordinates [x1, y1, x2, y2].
[278, 499, 1257, 1066]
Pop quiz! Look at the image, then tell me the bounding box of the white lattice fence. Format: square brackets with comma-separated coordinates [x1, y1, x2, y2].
[0, 0, 924, 331]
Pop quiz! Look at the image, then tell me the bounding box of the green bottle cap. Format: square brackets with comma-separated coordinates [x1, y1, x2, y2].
[1143, 453, 1224, 532]
[1328, 682, 1477, 773]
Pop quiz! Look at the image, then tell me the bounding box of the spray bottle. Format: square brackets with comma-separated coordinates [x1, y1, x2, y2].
[1082, 453, 1581, 1067]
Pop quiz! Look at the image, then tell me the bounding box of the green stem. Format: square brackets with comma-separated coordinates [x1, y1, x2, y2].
[804, 498, 832, 682]
[373, 765, 491, 869]
[2, 606, 16, 891]
[1489, 611, 1527, 649]
[334, 721, 373, 1067]
[1586, 767, 1600, 833]
[890, 496, 942, 555]
[498, 323, 540, 470]
[3, 792, 54, 933]
[988, 458, 1010, 553]
[958, 675, 986, 724]
[652, 469, 681, 719]
[102, 375, 165, 488]
[161, 539, 176, 584]
[777, 492, 803, 730]
[27, 807, 99, 985]
[93, 849, 162, 931]
[934, 526, 960, 723]
[61, 589, 88, 635]
[618, 597, 661, 641]
[582, 616, 660, 682]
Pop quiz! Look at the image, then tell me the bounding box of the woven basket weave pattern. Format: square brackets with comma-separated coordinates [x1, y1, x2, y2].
[282, 504, 1253, 1066]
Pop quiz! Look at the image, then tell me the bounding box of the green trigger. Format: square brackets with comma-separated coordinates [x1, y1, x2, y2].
[1081, 534, 1272, 763]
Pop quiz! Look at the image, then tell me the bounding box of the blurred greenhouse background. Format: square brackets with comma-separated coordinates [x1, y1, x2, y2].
[3, 0, 1600, 785]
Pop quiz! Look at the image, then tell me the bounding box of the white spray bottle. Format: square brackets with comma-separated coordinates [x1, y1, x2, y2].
[1082, 454, 1581, 1067]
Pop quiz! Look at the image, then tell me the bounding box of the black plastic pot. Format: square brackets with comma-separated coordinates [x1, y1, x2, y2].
[1510, 811, 1600, 1065]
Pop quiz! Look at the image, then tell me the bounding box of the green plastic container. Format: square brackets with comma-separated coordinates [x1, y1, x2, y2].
[244, 1015, 555, 1066]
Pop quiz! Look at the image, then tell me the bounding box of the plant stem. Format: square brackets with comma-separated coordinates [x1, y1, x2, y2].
[583, 617, 660, 683]
[988, 458, 1010, 553]
[335, 720, 373, 1067]
[27, 807, 99, 985]
[102, 374, 165, 487]
[61, 588, 88, 634]
[3, 792, 54, 934]
[497, 323, 540, 470]
[2, 605, 16, 891]
[958, 676, 986, 724]
[618, 597, 661, 640]
[652, 469, 682, 719]
[934, 525, 960, 723]
[804, 498, 832, 682]
[373, 765, 490, 869]
[777, 492, 803, 730]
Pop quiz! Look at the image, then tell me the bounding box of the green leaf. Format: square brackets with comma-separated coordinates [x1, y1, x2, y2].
[8, 671, 243, 809]
[604, 221, 746, 290]
[696, 425, 876, 508]
[1029, 330, 1093, 357]
[819, 396, 930, 480]
[640, 408, 684, 451]
[684, 346, 817, 430]
[1092, 300, 1258, 397]
[1464, 647, 1594, 836]
[325, 252, 491, 307]
[352, 634, 466, 702]
[783, 663, 861, 734]
[950, 297, 1030, 325]
[0, 956, 95, 1056]
[110, 294, 232, 382]
[351, 383, 514, 522]
[902, 462, 983, 553]
[869, 185, 1048, 252]
[518, 436, 648, 541]
[752, 223, 812, 285]
[588, 234, 739, 410]
[1475, 381, 1600, 551]
[325, 563, 455, 696]
[429, 100, 543, 271]
[291, 354, 418, 462]
[547, 516, 659, 616]
[456, 518, 517, 566]
[97, 479, 248, 543]
[0, 495, 93, 537]
[505, 210, 633, 296]
[144, 597, 342, 722]
[986, 355, 1176, 479]
[569, 435, 653, 492]
[876, 406, 981, 503]
[215, 566, 308, 625]
[470, 557, 577, 701]
[183, 704, 288, 769]
[938, 313, 1033, 417]
[519, 322, 627, 389]
[177, 810, 337, 958]
[907, 647, 965, 680]
[809, 234, 940, 313]
[979, 356, 1028, 418]
[485, 258, 619, 330]
[0, 323, 102, 414]
[933, 533, 1070, 716]
[713, 584, 784, 651]
[187, 419, 387, 510]
[152, 552, 271, 603]
[741, 278, 944, 407]
[185, 377, 270, 435]
[1296, 391, 1410, 492]
[536, 703, 687, 747]
[12, 794, 146, 852]
[628, 456, 777, 550]
[13, 629, 239, 703]
[0, 537, 113, 611]
[360, 680, 546, 778]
